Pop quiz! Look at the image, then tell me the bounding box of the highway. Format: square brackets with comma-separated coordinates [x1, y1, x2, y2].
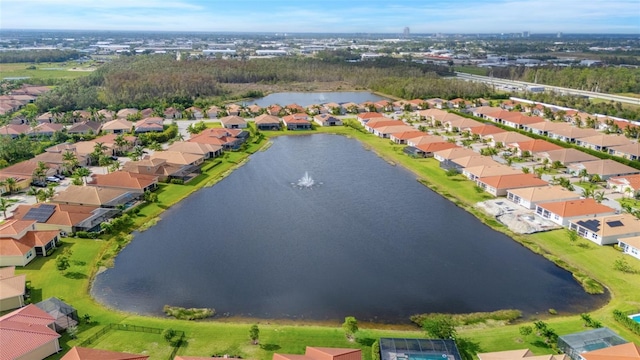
[454, 72, 640, 106]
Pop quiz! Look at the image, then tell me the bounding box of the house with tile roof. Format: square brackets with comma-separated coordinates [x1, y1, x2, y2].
[356, 112, 385, 124]
[67, 121, 102, 135]
[11, 203, 114, 234]
[254, 114, 281, 130]
[568, 213, 640, 245]
[102, 119, 134, 134]
[0, 304, 61, 360]
[0, 160, 55, 191]
[405, 142, 458, 158]
[448, 156, 501, 172]
[220, 115, 248, 129]
[61, 346, 149, 360]
[406, 135, 446, 147]
[116, 108, 139, 119]
[433, 147, 478, 162]
[188, 128, 243, 150]
[285, 103, 305, 114]
[225, 104, 241, 117]
[267, 104, 283, 116]
[607, 174, 640, 198]
[478, 348, 568, 360]
[609, 142, 640, 161]
[507, 139, 563, 157]
[536, 148, 599, 166]
[0, 123, 30, 138]
[372, 125, 416, 139]
[476, 173, 548, 196]
[525, 121, 571, 137]
[87, 171, 158, 194]
[466, 124, 506, 138]
[274, 347, 362, 360]
[567, 159, 640, 180]
[506, 185, 581, 210]
[167, 141, 222, 159]
[282, 113, 312, 130]
[363, 119, 404, 133]
[52, 185, 136, 208]
[618, 236, 640, 261]
[575, 134, 632, 152]
[149, 150, 204, 169]
[535, 199, 617, 227]
[0, 219, 60, 266]
[30, 122, 64, 137]
[581, 342, 640, 360]
[164, 107, 182, 119]
[486, 132, 533, 147]
[444, 117, 483, 132]
[35, 297, 78, 332]
[390, 131, 427, 145]
[0, 266, 26, 311]
[314, 114, 342, 127]
[463, 164, 522, 180]
[547, 127, 599, 143]
[134, 117, 164, 133]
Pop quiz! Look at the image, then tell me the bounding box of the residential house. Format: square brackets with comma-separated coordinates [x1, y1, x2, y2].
[445, 155, 500, 172]
[448, 98, 470, 109]
[486, 132, 533, 147]
[11, 203, 113, 234]
[0, 305, 61, 360]
[409, 142, 458, 158]
[609, 142, 640, 161]
[507, 139, 563, 157]
[150, 150, 204, 168]
[139, 108, 154, 118]
[51, 185, 136, 208]
[433, 147, 478, 162]
[36, 297, 78, 332]
[282, 113, 312, 130]
[506, 185, 581, 210]
[134, 117, 164, 133]
[87, 171, 158, 194]
[406, 135, 447, 147]
[102, 119, 134, 134]
[525, 121, 570, 137]
[274, 347, 362, 360]
[167, 141, 222, 159]
[567, 160, 640, 180]
[478, 348, 568, 360]
[408, 98, 428, 110]
[124, 153, 202, 182]
[618, 236, 640, 261]
[0, 266, 26, 311]
[189, 128, 243, 150]
[185, 106, 204, 119]
[220, 115, 248, 129]
[342, 102, 363, 114]
[581, 342, 640, 360]
[363, 119, 404, 133]
[575, 134, 632, 152]
[226, 104, 242, 116]
[0, 160, 56, 190]
[36, 111, 56, 123]
[285, 103, 305, 114]
[313, 114, 342, 127]
[471, 106, 502, 119]
[34, 148, 89, 170]
[357, 112, 384, 125]
[97, 109, 114, 121]
[463, 164, 521, 180]
[254, 114, 281, 130]
[94, 133, 138, 154]
[67, 121, 102, 135]
[247, 104, 263, 115]
[568, 213, 640, 245]
[0, 219, 60, 266]
[267, 104, 283, 116]
[476, 173, 548, 196]
[61, 347, 149, 360]
[535, 199, 617, 227]
[30, 122, 64, 137]
[558, 328, 628, 360]
[491, 111, 545, 130]
[164, 107, 182, 119]
[0, 123, 30, 138]
[206, 106, 222, 119]
[547, 127, 599, 143]
[372, 124, 415, 138]
[323, 102, 343, 114]
[536, 148, 599, 166]
[607, 174, 640, 197]
[390, 131, 427, 145]
[374, 100, 392, 112]
[466, 124, 506, 138]
[116, 108, 139, 119]
[426, 98, 446, 109]
[444, 117, 483, 132]
[379, 338, 462, 360]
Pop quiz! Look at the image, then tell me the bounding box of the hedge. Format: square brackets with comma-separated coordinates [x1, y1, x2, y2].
[612, 309, 640, 336]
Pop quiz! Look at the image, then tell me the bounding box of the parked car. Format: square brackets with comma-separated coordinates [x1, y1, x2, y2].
[54, 174, 65, 180]
[31, 181, 47, 188]
[46, 176, 60, 183]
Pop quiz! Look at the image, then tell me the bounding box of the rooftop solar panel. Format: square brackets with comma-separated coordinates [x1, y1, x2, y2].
[576, 219, 601, 233]
[23, 204, 56, 223]
[606, 220, 624, 227]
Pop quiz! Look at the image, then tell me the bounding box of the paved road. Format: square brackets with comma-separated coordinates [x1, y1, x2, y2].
[455, 72, 640, 106]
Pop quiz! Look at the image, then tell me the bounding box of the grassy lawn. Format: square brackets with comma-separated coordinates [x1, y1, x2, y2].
[0, 61, 97, 81]
[14, 128, 640, 359]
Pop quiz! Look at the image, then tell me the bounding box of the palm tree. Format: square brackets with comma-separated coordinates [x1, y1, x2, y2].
[108, 161, 121, 173]
[90, 142, 108, 165]
[581, 188, 594, 199]
[624, 187, 634, 199]
[3, 177, 18, 195]
[0, 197, 9, 218]
[27, 187, 43, 203]
[521, 167, 530, 174]
[113, 135, 129, 156]
[594, 191, 606, 203]
[578, 168, 589, 183]
[74, 167, 91, 185]
[62, 151, 79, 174]
[45, 187, 56, 202]
[130, 146, 145, 161]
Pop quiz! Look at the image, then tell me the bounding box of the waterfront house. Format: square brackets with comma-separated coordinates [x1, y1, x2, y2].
[618, 236, 640, 261]
[607, 174, 640, 197]
[507, 185, 581, 210]
[188, 128, 243, 150]
[391, 131, 427, 145]
[373, 124, 416, 139]
[0, 305, 61, 360]
[448, 156, 501, 172]
[379, 338, 462, 360]
[476, 173, 548, 196]
[220, 115, 248, 129]
[567, 160, 640, 180]
[247, 104, 263, 115]
[87, 171, 158, 194]
[226, 104, 242, 116]
[406, 135, 447, 147]
[433, 147, 478, 162]
[282, 113, 312, 130]
[463, 164, 521, 180]
[558, 328, 628, 359]
[11, 203, 112, 234]
[535, 199, 617, 227]
[102, 119, 134, 134]
[254, 114, 281, 130]
[609, 142, 640, 161]
[0, 266, 26, 311]
[357, 112, 385, 124]
[313, 114, 342, 127]
[364, 119, 404, 133]
[568, 214, 640, 245]
[267, 104, 283, 116]
[536, 148, 599, 166]
[134, 117, 164, 133]
[36, 297, 78, 332]
[581, 342, 640, 360]
[167, 141, 222, 159]
[274, 347, 362, 360]
[52, 185, 136, 208]
[0, 219, 60, 266]
[410, 142, 458, 157]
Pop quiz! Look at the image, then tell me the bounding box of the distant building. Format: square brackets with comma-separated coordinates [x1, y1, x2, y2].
[403, 27, 410, 37]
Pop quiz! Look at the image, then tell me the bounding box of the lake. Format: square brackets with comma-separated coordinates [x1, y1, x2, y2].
[92, 135, 606, 322]
[244, 91, 389, 107]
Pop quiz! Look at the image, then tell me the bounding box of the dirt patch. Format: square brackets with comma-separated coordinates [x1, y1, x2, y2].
[223, 81, 359, 94]
[476, 199, 561, 234]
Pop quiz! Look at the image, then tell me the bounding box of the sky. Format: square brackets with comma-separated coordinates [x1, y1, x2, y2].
[2, 0, 639, 34]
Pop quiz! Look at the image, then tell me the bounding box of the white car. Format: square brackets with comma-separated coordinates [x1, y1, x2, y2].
[46, 176, 60, 183]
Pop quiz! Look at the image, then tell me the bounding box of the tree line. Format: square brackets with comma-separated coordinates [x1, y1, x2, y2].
[0, 50, 81, 63]
[34, 54, 494, 111]
[519, 92, 640, 121]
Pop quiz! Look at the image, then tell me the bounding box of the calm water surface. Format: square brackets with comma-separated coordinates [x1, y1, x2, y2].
[92, 135, 605, 322]
[245, 92, 388, 107]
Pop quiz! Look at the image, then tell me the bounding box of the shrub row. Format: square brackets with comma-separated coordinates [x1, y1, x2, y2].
[163, 305, 215, 320]
[613, 309, 640, 336]
[410, 309, 522, 326]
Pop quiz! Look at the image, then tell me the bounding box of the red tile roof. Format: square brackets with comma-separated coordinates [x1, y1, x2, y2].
[537, 198, 616, 218]
[477, 173, 548, 190]
[62, 346, 150, 360]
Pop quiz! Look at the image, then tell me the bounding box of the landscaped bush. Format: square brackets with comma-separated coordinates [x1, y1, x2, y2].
[170, 179, 184, 185]
[613, 309, 640, 336]
[75, 231, 99, 239]
[163, 305, 215, 320]
[410, 309, 522, 326]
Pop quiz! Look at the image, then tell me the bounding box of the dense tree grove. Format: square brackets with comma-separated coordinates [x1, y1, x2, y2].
[35, 54, 494, 111]
[491, 66, 640, 94]
[0, 50, 81, 63]
[520, 92, 640, 121]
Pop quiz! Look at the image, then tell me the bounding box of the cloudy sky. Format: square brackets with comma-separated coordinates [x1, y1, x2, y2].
[2, 0, 639, 34]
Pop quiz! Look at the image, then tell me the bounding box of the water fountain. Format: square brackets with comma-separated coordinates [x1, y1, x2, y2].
[297, 172, 315, 188]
